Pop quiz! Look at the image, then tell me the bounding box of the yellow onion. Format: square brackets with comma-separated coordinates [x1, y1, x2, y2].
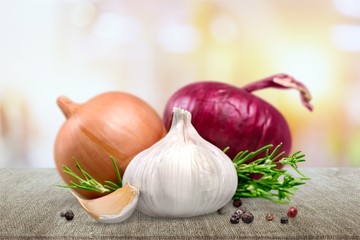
[54, 92, 166, 199]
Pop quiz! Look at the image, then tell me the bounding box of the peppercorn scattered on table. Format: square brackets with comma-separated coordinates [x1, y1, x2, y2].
[1, 168, 359, 239]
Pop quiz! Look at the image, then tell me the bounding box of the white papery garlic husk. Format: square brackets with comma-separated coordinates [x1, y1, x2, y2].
[122, 107, 238, 217]
[73, 184, 139, 223]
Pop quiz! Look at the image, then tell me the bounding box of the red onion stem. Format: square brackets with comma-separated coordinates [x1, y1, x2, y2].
[242, 73, 313, 111]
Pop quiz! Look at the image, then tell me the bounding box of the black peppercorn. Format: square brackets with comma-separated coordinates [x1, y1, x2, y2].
[238, 206, 247, 213]
[241, 212, 254, 224]
[230, 215, 240, 224]
[280, 216, 289, 224]
[64, 210, 74, 221]
[234, 209, 244, 217]
[232, 199, 242, 207]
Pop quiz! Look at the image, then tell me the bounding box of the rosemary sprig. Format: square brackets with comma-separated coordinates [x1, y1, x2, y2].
[58, 144, 309, 204]
[230, 143, 310, 203]
[57, 156, 122, 193]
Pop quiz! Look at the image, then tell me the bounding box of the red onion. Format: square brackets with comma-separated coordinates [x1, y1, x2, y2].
[163, 74, 313, 162]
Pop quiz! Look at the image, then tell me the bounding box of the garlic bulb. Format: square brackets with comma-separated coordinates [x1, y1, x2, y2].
[122, 107, 237, 217]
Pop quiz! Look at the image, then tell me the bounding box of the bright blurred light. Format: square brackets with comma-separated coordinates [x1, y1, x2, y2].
[344, 81, 360, 125]
[157, 24, 200, 53]
[71, 1, 97, 28]
[93, 13, 141, 44]
[209, 14, 239, 43]
[275, 46, 333, 99]
[333, 0, 360, 18]
[331, 24, 360, 52]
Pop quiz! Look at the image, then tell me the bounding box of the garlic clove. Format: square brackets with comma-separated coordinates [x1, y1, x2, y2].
[73, 184, 139, 223]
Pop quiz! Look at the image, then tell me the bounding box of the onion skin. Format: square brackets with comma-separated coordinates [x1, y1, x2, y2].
[163, 74, 313, 164]
[54, 92, 166, 199]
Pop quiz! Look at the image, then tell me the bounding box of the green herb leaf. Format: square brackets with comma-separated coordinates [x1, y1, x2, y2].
[232, 143, 310, 204]
[57, 156, 123, 193]
[58, 144, 309, 204]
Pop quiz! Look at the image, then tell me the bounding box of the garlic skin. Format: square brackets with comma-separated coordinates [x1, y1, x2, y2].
[73, 184, 139, 223]
[122, 108, 237, 218]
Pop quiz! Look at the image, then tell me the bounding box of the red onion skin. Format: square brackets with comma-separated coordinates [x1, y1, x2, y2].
[163, 74, 312, 163]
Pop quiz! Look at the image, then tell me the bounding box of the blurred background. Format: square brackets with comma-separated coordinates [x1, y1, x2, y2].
[1, 0, 359, 168]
